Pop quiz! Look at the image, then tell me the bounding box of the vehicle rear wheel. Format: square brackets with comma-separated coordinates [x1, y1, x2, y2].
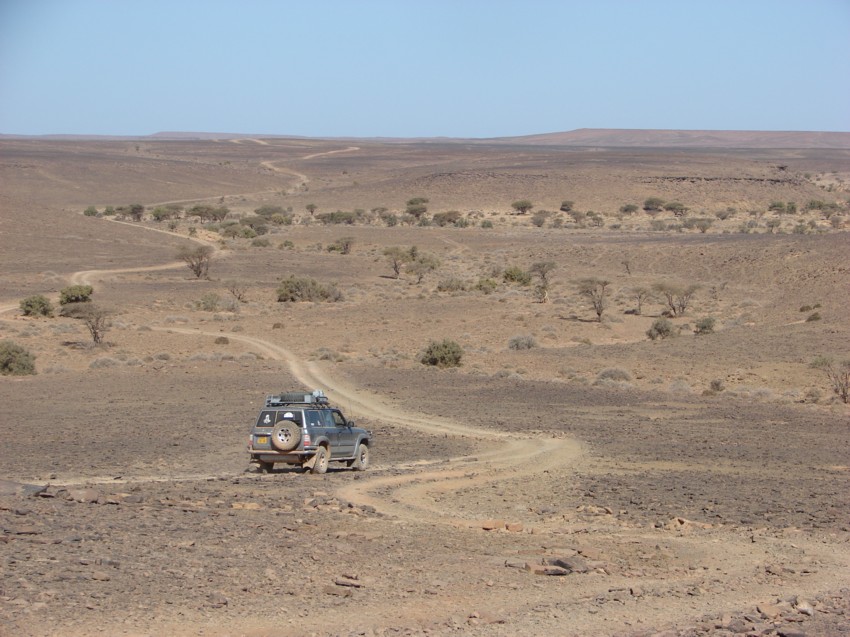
[271, 420, 301, 452]
[348, 443, 369, 471]
[310, 446, 329, 474]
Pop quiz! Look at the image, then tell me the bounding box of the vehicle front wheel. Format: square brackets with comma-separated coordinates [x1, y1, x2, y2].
[348, 443, 370, 471]
[310, 446, 329, 474]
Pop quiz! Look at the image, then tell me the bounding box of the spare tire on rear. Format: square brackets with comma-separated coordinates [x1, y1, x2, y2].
[271, 420, 301, 451]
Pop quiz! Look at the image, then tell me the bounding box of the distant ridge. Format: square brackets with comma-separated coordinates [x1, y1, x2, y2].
[2, 128, 848, 149]
[489, 128, 850, 149]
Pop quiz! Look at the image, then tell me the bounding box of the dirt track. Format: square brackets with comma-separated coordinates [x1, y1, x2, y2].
[1, 137, 849, 636]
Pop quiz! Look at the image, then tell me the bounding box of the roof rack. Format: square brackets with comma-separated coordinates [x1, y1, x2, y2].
[265, 389, 330, 407]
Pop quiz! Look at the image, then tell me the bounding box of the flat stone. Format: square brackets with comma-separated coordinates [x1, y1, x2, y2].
[481, 519, 505, 531]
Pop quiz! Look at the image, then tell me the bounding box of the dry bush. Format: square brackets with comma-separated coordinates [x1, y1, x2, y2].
[508, 335, 537, 350]
[420, 339, 463, 368]
[596, 367, 632, 382]
[276, 276, 343, 302]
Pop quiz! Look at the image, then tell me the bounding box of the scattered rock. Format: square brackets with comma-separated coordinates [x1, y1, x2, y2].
[480, 519, 505, 531]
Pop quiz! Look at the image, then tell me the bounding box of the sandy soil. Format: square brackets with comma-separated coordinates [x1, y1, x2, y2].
[1, 138, 848, 637]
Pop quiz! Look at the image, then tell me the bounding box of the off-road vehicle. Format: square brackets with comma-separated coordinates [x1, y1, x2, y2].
[247, 390, 371, 474]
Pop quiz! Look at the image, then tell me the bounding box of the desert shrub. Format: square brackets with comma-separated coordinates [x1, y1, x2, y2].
[20, 295, 54, 317]
[710, 379, 725, 392]
[314, 347, 345, 362]
[196, 293, 220, 312]
[503, 265, 531, 286]
[59, 285, 93, 305]
[276, 276, 342, 302]
[84, 206, 99, 217]
[596, 367, 632, 382]
[647, 318, 675, 340]
[279, 240, 295, 249]
[432, 211, 462, 227]
[508, 335, 537, 350]
[806, 312, 821, 322]
[436, 278, 467, 293]
[799, 304, 813, 312]
[380, 212, 398, 227]
[481, 219, 494, 229]
[694, 316, 716, 335]
[811, 357, 850, 403]
[643, 197, 665, 212]
[251, 237, 271, 247]
[327, 237, 354, 254]
[475, 278, 498, 295]
[0, 340, 36, 375]
[254, 205, 285, 218]
[420, 339, 463, 368]
[560, 200, 575, 212]
[317, 210, 359, 225]
[214, 336, 230, 345]
[511, 199, 534, 214]
[619, 203, 638, 215]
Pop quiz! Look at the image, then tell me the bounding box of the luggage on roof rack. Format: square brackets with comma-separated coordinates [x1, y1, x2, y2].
[265, 389, 329, 407]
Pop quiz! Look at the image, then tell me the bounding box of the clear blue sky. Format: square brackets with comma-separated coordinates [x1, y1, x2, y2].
[1, 0, 848, 137]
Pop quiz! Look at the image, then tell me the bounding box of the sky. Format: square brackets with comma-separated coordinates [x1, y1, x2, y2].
[1, 0, 848, 137]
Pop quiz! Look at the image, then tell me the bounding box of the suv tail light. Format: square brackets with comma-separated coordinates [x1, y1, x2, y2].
[303, 429, 311, 447]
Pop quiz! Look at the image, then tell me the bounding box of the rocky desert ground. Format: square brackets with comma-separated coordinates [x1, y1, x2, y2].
[1, 133, 849, 637]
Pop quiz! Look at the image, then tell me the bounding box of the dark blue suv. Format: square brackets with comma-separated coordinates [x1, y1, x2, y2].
[248, 390, 371, 474]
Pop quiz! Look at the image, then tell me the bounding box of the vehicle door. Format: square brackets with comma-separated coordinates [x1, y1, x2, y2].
[331, 409, 356, 457]
[306, 409, 331, 453]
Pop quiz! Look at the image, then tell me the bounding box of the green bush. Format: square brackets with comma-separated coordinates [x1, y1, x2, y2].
[20, 295, 54, 317]
[420, 339, 463, 368]
[276, 276, 342, 302]
[503, 265, 531, 286]
[59, 285, 93, 305]
[481, 219, 494, 229]
[647, 318, 675, 340]
[251, 237, 271, 247]
[84, 206, 99, 217]
[0, 340, 36, 376]
[806, 312, 821, 322]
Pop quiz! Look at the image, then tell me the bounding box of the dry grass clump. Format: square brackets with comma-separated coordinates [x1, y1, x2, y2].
[508, 335, 538, 350]
[596, 367, 632, 382]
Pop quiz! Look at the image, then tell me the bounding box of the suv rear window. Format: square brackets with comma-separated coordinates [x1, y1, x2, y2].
[256, 410, 303, 427]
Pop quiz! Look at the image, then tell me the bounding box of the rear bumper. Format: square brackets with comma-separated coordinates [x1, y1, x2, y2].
[250, 451, 312, 464]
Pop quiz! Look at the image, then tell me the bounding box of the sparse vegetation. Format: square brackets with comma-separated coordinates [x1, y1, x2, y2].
[647, 317, 675, 340]
[694, 316, 716, 335]
[503, 265, 532, 286]
[0, 340, 36, 375]
[407, 253, 440, 284]
[59, 285, 93, 305]
[811, 357, 850, 403]
[653, 282, 699, 316]
[20, 295, 54, 317]
[383, 246, 416, 279]
[276, 276, 342, 302]
[328, 237, 354, 254]
[508, 335, 537, 350]
[577, 278, 610, 321]
[596, 367, 632, 382]
[177, 244, 214, 279]
[63, 303, 111, 344]
[420, 339, 463, 368]
[530, 261, 556, 303]
[511, 199, 534, 214]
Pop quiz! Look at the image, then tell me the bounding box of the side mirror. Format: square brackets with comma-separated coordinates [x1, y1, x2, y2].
[347, 420, 355, 428]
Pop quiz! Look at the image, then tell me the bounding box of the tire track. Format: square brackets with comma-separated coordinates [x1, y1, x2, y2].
[156, 326, 583, 526]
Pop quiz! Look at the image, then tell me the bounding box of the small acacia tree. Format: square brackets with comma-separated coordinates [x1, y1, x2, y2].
[177, 244, 214, 279]
[64, 303, 111, 344]
[530, 261, 556, 303]
[631, 287, 652, 315]
[511, 199, 534, 214]
[653, 282, 699, 316]
[811, 357, 850, 404]
[577, 278, 611, 321]
[407, 253, 441, 284]
[383, 246, 415, 279]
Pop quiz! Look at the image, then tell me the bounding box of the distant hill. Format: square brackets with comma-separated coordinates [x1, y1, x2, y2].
[489, 128, 850, 149]
[2, 128, 848, 148]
